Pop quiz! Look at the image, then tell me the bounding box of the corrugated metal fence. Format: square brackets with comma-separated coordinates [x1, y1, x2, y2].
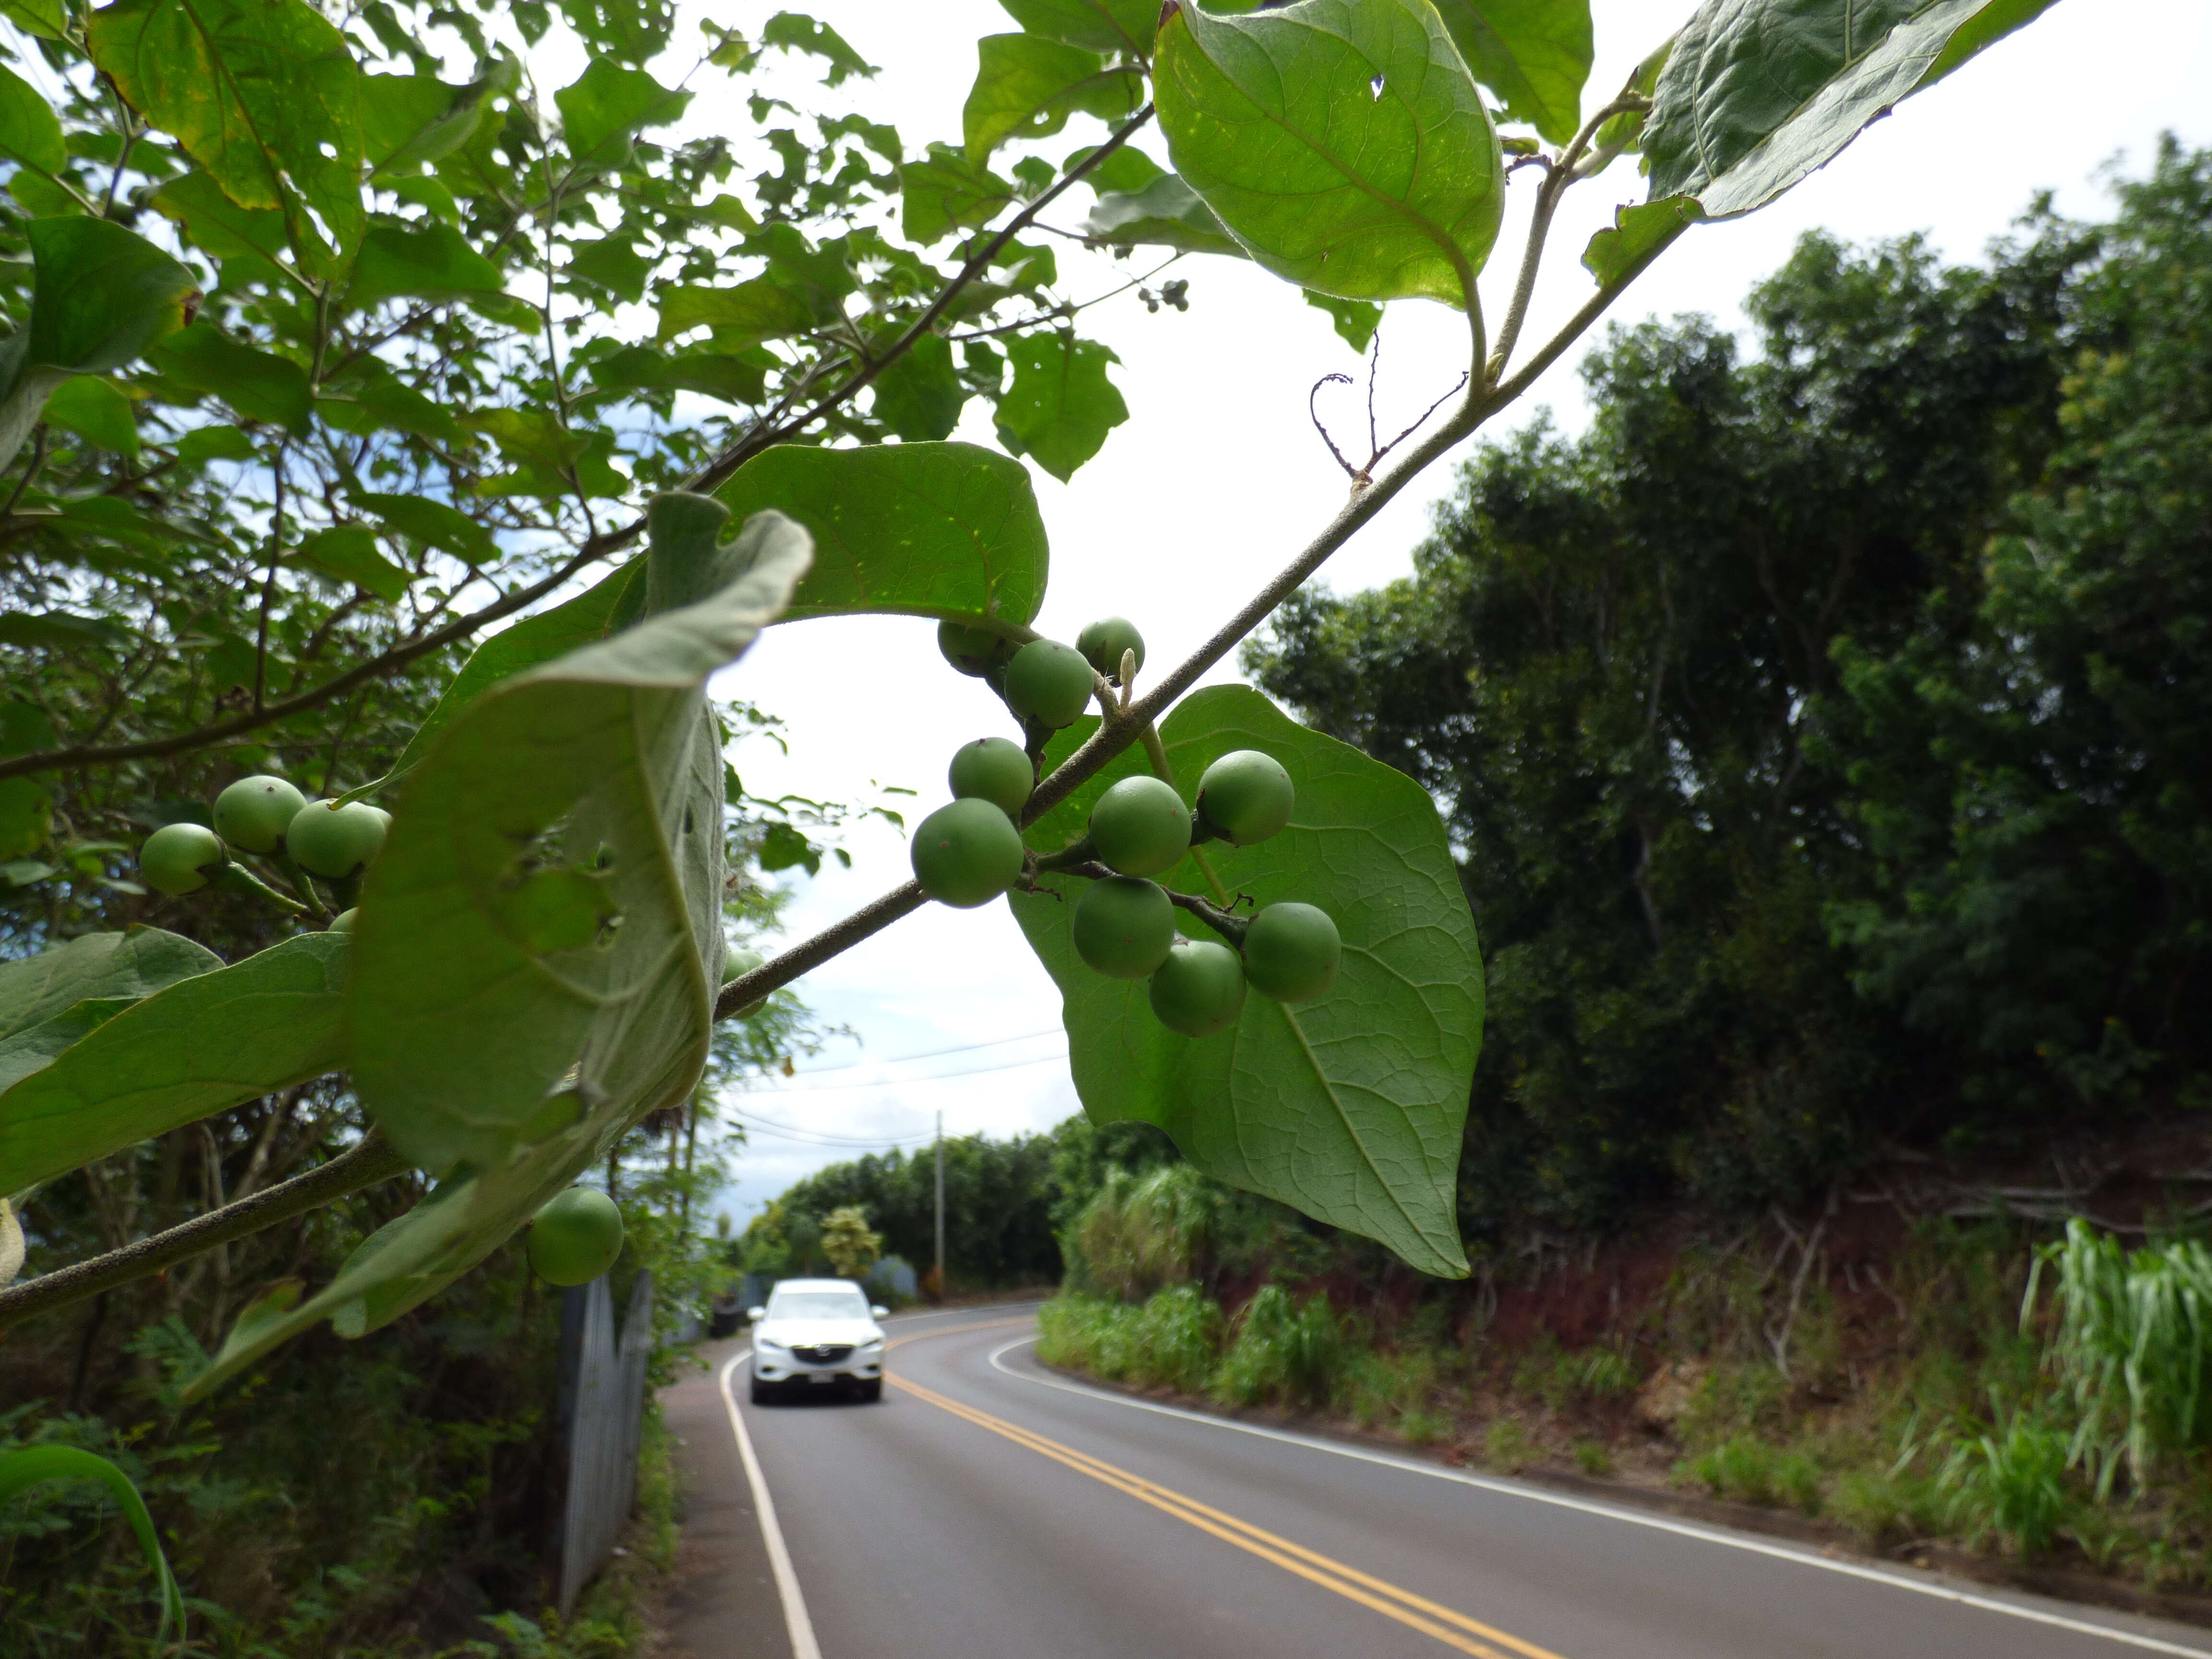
[550, 1268, 655, 1617]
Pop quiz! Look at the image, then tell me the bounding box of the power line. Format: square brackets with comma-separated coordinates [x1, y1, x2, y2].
[728, 1110, 940, 1149]
[782, 1027, 1064, 1076]
[755, 1048, 1070, 1094]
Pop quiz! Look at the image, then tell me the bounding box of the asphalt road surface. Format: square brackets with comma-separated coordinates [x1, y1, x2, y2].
[685, 1304, 2212, 1659]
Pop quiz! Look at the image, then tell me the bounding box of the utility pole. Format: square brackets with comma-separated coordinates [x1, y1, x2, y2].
[934, 1110, 945, 1298]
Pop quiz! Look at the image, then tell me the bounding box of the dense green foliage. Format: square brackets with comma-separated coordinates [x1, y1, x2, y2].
[1248, 145, 2212, 1233]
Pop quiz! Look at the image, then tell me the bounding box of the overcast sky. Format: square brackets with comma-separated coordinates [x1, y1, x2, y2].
[694, 0, 2212, 1230]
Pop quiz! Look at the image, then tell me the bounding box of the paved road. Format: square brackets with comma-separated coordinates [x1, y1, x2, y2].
[678, 1305, 2212, 1659]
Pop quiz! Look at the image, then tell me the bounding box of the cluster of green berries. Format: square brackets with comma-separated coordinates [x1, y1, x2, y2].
[909, 614, 1343, 1039]
[137, 773, 387, 925]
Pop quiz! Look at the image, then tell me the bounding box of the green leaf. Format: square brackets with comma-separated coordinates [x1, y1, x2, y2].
[88, 0, 366, 271]
[0, 0, 69, 40]
[346, 222, 505, 309]
[0, 218, 198, 471]
[869, 333, 966, 441]
[963, 34, 1143, 161]
[151, 169, 289, 285]
[385, 558, 644, 784]
[0, 778, 48, 862]
[0, 926, 221, 1044]
[713, 441, 1046, 624]
[900, 142, 1016, 244]
[315, 375, 465, 445]
[1580, 194, 1700, 287]
[361, 60, 514, 174]
[565, 233, 653, 303]
[146, 323, 312, 435]
[655, 279, 816, 346]
[757, 11, 876, 84]
[1081, 174, 1246, 256]
[554, 57, 690, 166]
[0, 933, 349, 1194]
[1305, 290, 1382, 352]
[1011, 685, 1478, 1276]
[355, 491, 498, 563]
[1639, 0, 2060, 223]
[1428, 0, 1592, 145]
[999, 0, 1157, 58]
[175, 422, 258, 464]
[587, 345, 767, 407]
[0, 1448, 185, 1640]
[1067, 138, 1165, 194]
[995, 332, 1127, 482]
[0, 611, 127, 650]
[180, 508, 814, 1400]
[0, 62, 68, 175]
[42, 376, 140, 459]
[1154, 0, 1505, 308]
[293, 526, 407, 600]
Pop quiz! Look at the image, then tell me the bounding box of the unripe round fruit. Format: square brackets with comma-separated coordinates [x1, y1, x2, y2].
[724, 945, 767, 1017]
[1242, 901, 1341, 1003]
[527, 1187, 625, 1286]
[1149, 937, 1247, 1036]
[1196, 749, 1295, 846]
[1089, 776, 1191, 877]
[212, 774, 307, 854]
[948, 736, 1033, 817]
[1076, 616, 1145, 682]
[140, 822, 225, 896]
[286, 800, 390, 879]
[328, 908, 358, 933]
[1003, 639, 1096, 729]
[1071, 876, 1176, 979]
[937, 620, 1017, 678]
[911, 798, 1024, 908]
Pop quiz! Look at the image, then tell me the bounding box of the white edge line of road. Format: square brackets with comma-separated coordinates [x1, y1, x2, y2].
[718, 1350, 823, 1659]
[986, 1335, 2212, 1658]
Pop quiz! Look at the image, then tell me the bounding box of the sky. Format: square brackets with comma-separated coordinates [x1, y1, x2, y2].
[695, 0, 2212, 1229]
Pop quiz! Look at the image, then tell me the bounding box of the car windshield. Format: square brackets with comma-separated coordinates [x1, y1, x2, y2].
[769, 1291, 866, 1320]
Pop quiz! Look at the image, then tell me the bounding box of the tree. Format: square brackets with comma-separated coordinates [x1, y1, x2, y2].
[819, 1205, 881, 1280]
[0, 0, 2066, 1417]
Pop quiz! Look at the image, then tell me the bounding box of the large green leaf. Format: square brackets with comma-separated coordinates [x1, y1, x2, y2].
[43, 377, 141, 460]
[150, 169, 289, 287]
[0, 926, 220, 1044]
[963, 34, 1143, 161]
[655, 279, 816, 346]
[1011, 686, 1479, 1276]
[0, 933, 349, 1193]
[147, 324, 312, 435]
[554, 58, 690, 167]
[900, 143, 1016, 244]
[361, 60, 514, 175]
[1154, 0, 1504, 309]
[181, 506, 811, 1400]
[995, 333, 1127, 482]
[0, 218, 198, 473]
[89, 0, 366, 272]
[385, 557, 645, 782]
[0, 1447, 184, 1639]
[869, 334, 967, 441]
[1000, 0, 1158, 58]
[1429, 0, 1592, 145]
[0, 62, 68, 175]
[355, 491, 498, 563]
[713, 442, 1046, 625]
[346, 223, 505, 310]
[1081, 174, 1246, 256]
[1639, 0, 2059, 222]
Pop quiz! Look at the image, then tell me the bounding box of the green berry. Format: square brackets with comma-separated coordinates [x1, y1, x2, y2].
[212, 774, 307, 854]
[1003, 639, 1096, 729]
[286, 800, 390, 879]
[938, 620, 1017, 678]
[1242, 901, 1341, 1003]
[1089, 776, 1191, 878]
[1071, 876, 1176, 979]
[1196, 749, 1295, 846]
[1149, 937, 1247, 1037]
[724, 945, 767, 1017]
[1076, 617, 1145, 682]
[328, 908, 358, 933]
[527, 1187, 625, 1286]
[140, 822, 226, 896]
[911, 798, 1025, 908]
[948, 737, 1033, 817]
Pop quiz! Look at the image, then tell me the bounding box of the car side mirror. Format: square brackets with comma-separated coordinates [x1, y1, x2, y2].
[746, 1306, 765, 1322]
[870, 1304, 889, 1319]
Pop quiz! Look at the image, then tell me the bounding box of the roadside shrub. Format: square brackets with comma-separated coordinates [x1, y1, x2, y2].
[1483, 1416, 1535, 1473]
[1036, 1287, 1222, 1393]
[1213, 1287, 1346, 1410]
[1064, 1167, 1215, 1302]
[1683, 1435, 1823, 1514]
[1940, 1412, 2074, 1556]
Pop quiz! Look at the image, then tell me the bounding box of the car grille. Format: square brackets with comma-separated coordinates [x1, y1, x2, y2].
[789, 1344, 854, 1364]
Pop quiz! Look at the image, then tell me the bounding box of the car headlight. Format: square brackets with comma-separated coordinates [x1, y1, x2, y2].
[859, 1338, 883, 1352]
[756, 1335, 787, 1352]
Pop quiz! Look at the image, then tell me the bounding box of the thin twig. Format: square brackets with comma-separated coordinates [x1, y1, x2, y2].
[1309, 373, 1359, 480]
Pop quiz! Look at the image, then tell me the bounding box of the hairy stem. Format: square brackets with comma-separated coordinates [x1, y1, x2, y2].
[0, 1132, 410, 1333]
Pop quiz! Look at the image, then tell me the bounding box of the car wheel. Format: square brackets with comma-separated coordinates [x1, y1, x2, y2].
[855, 1378, 883, 1403]
[749, 1373, 774, 1405]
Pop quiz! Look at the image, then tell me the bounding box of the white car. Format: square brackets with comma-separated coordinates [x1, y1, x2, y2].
[747, 1278, 889, 1403]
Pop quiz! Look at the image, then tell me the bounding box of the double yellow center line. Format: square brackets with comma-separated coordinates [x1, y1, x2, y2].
[889, 1368, 1571, 1659]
